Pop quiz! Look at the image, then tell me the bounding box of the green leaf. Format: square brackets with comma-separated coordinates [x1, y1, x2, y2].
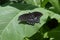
[41, 0, 49, 8]
[0, 6, 20, 40]
[48, 13, 60, 40]
[0, 6, 20, 34]
[24, 0, 41, 7]
[49, 0, 60, 13]
[9, 3, 37, 10]
[0, 6, 50, 40]
[39, 10, 60, 40]
[48, 24, 60, 40]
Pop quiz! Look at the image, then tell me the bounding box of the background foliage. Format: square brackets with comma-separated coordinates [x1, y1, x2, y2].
[0, 0, 60, 40]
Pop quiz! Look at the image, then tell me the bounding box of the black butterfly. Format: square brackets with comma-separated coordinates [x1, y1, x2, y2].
[18, 12, 43, 25]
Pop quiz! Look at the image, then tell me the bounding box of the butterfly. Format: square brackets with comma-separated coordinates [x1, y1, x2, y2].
[18, 12, 43, 25]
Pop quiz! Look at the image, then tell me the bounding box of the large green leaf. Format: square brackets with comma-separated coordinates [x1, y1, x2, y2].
[0, 5, 50, 40]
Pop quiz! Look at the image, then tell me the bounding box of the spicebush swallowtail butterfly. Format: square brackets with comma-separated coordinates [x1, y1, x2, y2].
[18, 12, 43, 25]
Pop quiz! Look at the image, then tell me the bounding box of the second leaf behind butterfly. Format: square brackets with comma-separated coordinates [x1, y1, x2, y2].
[18, 12, 43, 25]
